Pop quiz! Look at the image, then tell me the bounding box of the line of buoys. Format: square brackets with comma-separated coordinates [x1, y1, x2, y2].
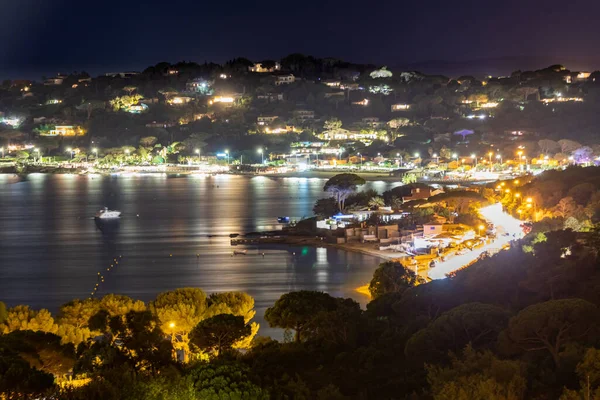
[91, 255, 122, 298]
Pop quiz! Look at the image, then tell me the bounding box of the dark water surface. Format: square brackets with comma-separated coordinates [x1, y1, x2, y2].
[0, 174, 401, 337]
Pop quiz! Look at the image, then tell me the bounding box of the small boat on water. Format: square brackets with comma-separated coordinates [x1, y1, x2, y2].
[233, 249, 247, 255]
[95, 207, 122, 219]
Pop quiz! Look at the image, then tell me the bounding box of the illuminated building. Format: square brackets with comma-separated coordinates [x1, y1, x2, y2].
[249, 62, 281, 73]
[391, 103, 411, 111]
[43, 125, 86, 137]
[352, 99, 369, 106]
[209, 95, 236, 104]
[257, 92, 284, 101]
[43, 75, 67, 85]
[274, 74, 295, 85]
[168, 96, 193, 105]
[257, 116, 279, 125]
[323, 79, 341, 87]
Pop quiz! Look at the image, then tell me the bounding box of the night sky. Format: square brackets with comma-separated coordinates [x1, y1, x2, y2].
[2, 0, 600, 79]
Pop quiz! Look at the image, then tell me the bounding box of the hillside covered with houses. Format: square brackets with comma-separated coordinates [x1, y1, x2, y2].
[1, 55, 600, 168]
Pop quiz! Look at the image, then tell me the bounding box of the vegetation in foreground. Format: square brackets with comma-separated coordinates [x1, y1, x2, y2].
[2, 227, 600, 399]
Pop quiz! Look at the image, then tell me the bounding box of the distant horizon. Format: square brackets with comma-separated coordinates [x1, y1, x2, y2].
[3, 54, 599, 82]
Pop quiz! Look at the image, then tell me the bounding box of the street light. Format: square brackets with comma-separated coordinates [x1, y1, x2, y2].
[0, 147, 3, 158]
[257, 148, 264, 164]
[225, 149, 229, 164]
[471, 153, 477, 167]
[66, 147, 73, 160]
[357, 152, 362, 168]
[396, 152, 401, 167]
[34, 148, 40, 162]
[478, 224, 485, 236]
[433, 153, 439, 163]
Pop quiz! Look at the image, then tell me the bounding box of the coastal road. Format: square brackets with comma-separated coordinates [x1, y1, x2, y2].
[428, 203, 523, 280]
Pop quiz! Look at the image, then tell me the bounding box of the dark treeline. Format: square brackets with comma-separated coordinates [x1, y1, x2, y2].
[3, 224, 600, 398]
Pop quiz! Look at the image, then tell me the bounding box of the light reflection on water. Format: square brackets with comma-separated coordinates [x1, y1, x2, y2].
[0, 174, 402, 337]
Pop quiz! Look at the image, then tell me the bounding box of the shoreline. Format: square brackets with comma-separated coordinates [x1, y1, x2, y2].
[242, 234, 400, 261]
[0, 164, 405, 182]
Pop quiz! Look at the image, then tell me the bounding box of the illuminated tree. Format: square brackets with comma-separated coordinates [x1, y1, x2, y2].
[369, 66, 393, 79]
[558, 139, 582, 154]
[190, 314, 251, 355]
[109, 94, 143, 111]
[100, 294, 146, 317]
[323, 173, 366, 211]
[538, 139, 559, 155]
[265, 291, 338, 342]
[150, 288, 209, 357]
[186, 362, 269, 399]
[205, 291, 259, 350]
[369, 261, 424, 299]
[139, 136, 158, 147]
[323, 118, 343, 132]
[368, 196, 385, 209]
[0, 305, 58, 334]
[0, 302, 6, 324]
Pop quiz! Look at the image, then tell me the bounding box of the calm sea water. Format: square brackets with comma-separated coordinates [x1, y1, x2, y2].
[0, 173, 401, 337]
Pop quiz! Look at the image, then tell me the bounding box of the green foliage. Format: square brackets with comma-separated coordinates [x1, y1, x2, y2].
[207, 292, 256, 323]
[0, 301, 6, 324]
[369, 261, 425, 299]
[77, 310, 173, 374]
[323, 173, 366, 211]
[0, 305, 58, 334]
[406, 303, 510, 363]
[504, 299, 599, 367]
[368, 196, 385, 209]
[0, 348, 55, 399]
[186, 361, 268, 400]
[265, 291, 338, 342]
[402, 173, 418, 184]
[110, 94, 144, 111]
[190, 314, 251, 356]
[427, 345, 527, 400]
[313, 197, 338, 217]
[150, 288, 209, 354]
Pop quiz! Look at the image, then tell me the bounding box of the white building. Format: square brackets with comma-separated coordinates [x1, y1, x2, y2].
[391, 103, 411, 111]
[104, 71, 140, 78]
[257, 116, 279, 125]
[44, 75, 67, 86]
[257, 92, 284, 101]
[293, 109, 315, 120]
[274, 74, 295, 85]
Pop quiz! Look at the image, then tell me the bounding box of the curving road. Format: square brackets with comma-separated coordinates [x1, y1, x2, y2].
[428, 203, 523, 280]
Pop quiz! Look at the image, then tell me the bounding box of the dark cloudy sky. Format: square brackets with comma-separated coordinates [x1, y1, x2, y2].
[2, 0, 600, 78]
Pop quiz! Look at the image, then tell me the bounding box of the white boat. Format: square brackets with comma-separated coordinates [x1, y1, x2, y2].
[233, 249, 247, 255]
[95, 207, 121, 219]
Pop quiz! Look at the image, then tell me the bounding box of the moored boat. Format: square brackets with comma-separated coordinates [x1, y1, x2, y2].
[95, 207, 121, 219]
